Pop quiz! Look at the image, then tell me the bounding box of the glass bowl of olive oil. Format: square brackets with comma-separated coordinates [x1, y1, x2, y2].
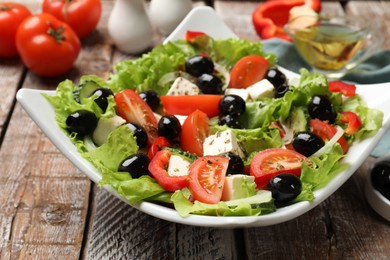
[285, 15, 380, 79]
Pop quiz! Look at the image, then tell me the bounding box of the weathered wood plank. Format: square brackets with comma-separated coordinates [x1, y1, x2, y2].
[345, 0, 390, 49]
[0, 0, 113, 258]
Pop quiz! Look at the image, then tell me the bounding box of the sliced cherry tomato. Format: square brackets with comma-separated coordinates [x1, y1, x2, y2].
[180, 110, 209, 157]
[340, 111, 362, 135]
[0, 2, 31, 57]
[148, 150, 188, 192]
[250, 148, 306, 189]
[115, 89, 158, 145]
[229, 55, 269, 89]
[147, 136, 171, 159]
[328, 81, 356, 97]
[310, 119, 348, 154]
[42, 0, 102, 39]
[187, 156, 229, 204]
[185, 30, 206, 43]
[160, 95, 223, 117]
[15, 13, 80, 77]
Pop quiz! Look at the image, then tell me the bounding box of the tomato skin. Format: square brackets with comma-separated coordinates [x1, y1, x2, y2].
[115, 89, 158, 145]
[147, 136, 171, 159]
[42, 0, 102, 39]
[310, 119, 348, 154]
[160, 95, 223, 117]
[250, 148, 306, 189]
[328, 81, 356, 97]
[340, 111, 362, 135]
[148, 150, 188, 192]
[0, 3, 31, 57]
[15, 13, 80, 77]
[180, 110, 209, 157]
[229, 55, 269, 89]
[188, 156, 229, 204]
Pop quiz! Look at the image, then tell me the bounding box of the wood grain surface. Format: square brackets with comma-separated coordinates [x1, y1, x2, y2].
[0, 1, 389, 259]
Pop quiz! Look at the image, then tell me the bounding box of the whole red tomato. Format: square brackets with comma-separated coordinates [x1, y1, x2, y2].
[42, 0, 102, 39]
[16, 13, 81, 77]
[0, 2, 31, 57]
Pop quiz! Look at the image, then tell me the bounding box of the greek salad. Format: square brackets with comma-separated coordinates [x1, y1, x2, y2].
[45, 31, 383, 217]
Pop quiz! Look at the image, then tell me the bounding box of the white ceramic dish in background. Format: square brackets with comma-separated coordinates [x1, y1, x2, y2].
[365, 158, 390, 222]
[16, 6, 390, 227]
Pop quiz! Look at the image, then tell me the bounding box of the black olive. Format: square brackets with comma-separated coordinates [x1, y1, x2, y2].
[292, 131, 324, 157]
[196, 73, 223, 94]
[219, 95, 246, 115]
[308, 95, 337, 123]
[265, 67, 287, 88]
[90, 88, 113, 111]
[139, 90, 160, 111]
[158, 115, 182, 140]
[185, 55, 214, 77]
[267, 173, 302, 203]
[125, 122, 148, 148]
[218, 114, 242, 129]
[371, 161, 390, 200]
[223, 152, 244, 175]
[118, 153, 150, 178]
[274, 83, 290, 98]
[66, 110, 98, 136]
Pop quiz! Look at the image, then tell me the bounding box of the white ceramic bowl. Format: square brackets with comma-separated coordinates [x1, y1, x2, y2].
[365, 159, 390, 221]
[16, 6, 390, 227]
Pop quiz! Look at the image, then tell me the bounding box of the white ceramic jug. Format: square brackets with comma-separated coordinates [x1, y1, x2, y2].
[108, 0, 154, 54]
[149, 0, 192, 36]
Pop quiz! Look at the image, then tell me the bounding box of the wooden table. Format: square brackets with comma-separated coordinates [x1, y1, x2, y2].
[1, 1, 389, 259]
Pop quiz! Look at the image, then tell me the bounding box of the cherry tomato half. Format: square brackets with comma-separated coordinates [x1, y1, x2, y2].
[250, 148, 306, 189]
[0, 2, 31, 57]
[187, 156, 229, 204]
[310, 119, 348, 154]
[42, 0, 102, 39]
[148, 150, 188, 192]
[229, 55, 269, 89]
[16, 13, 80, 77]
[340, 111, 362, 135]
[180, 110, 209, 157]
[160, 95, 223, 117]
[115, 89, 158, 145]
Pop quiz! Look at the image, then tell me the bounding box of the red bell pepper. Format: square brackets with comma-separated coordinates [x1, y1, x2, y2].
[252, 0, 321, 41]
[328, 81, 357, 97]
[340, 111, 362, 135]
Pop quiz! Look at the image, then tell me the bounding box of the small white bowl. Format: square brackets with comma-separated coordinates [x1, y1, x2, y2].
[365, 166, 390, 221]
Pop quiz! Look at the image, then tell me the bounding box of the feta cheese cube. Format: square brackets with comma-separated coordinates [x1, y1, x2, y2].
[167, 155, 191, 177]
[224, 88, 249, 101]
[221, 174, 255, 201]
[203, 129, 245, 158]
[166, 77, 200, 96]
[247, 79, 274, 100]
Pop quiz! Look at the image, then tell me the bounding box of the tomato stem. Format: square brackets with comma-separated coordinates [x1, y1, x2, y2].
[0, 5, 11, 11]
[47, 25, 66, 43]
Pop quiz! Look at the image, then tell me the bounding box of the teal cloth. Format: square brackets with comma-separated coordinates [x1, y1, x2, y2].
[262, 38, 390, 157]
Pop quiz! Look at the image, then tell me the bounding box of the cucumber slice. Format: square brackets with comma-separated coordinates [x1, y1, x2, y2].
[225, 190, 272, 207]
[92, 116, 126, 146]
[78, 80, 101, 102]
[287, 107, 307, 133]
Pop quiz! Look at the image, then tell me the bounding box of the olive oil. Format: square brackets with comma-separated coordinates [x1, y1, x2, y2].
[291, 24, 365, 70]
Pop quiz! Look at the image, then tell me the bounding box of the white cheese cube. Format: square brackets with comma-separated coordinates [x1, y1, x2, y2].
[174, 115, 188, 125]
[224, 88, 249, 101]
[167, 155, 191, 177]
[221, 174, 255, 201]
[203, 129, 245, 158]
[247, 79, 274, 100]
[166, 77, 200, 96]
